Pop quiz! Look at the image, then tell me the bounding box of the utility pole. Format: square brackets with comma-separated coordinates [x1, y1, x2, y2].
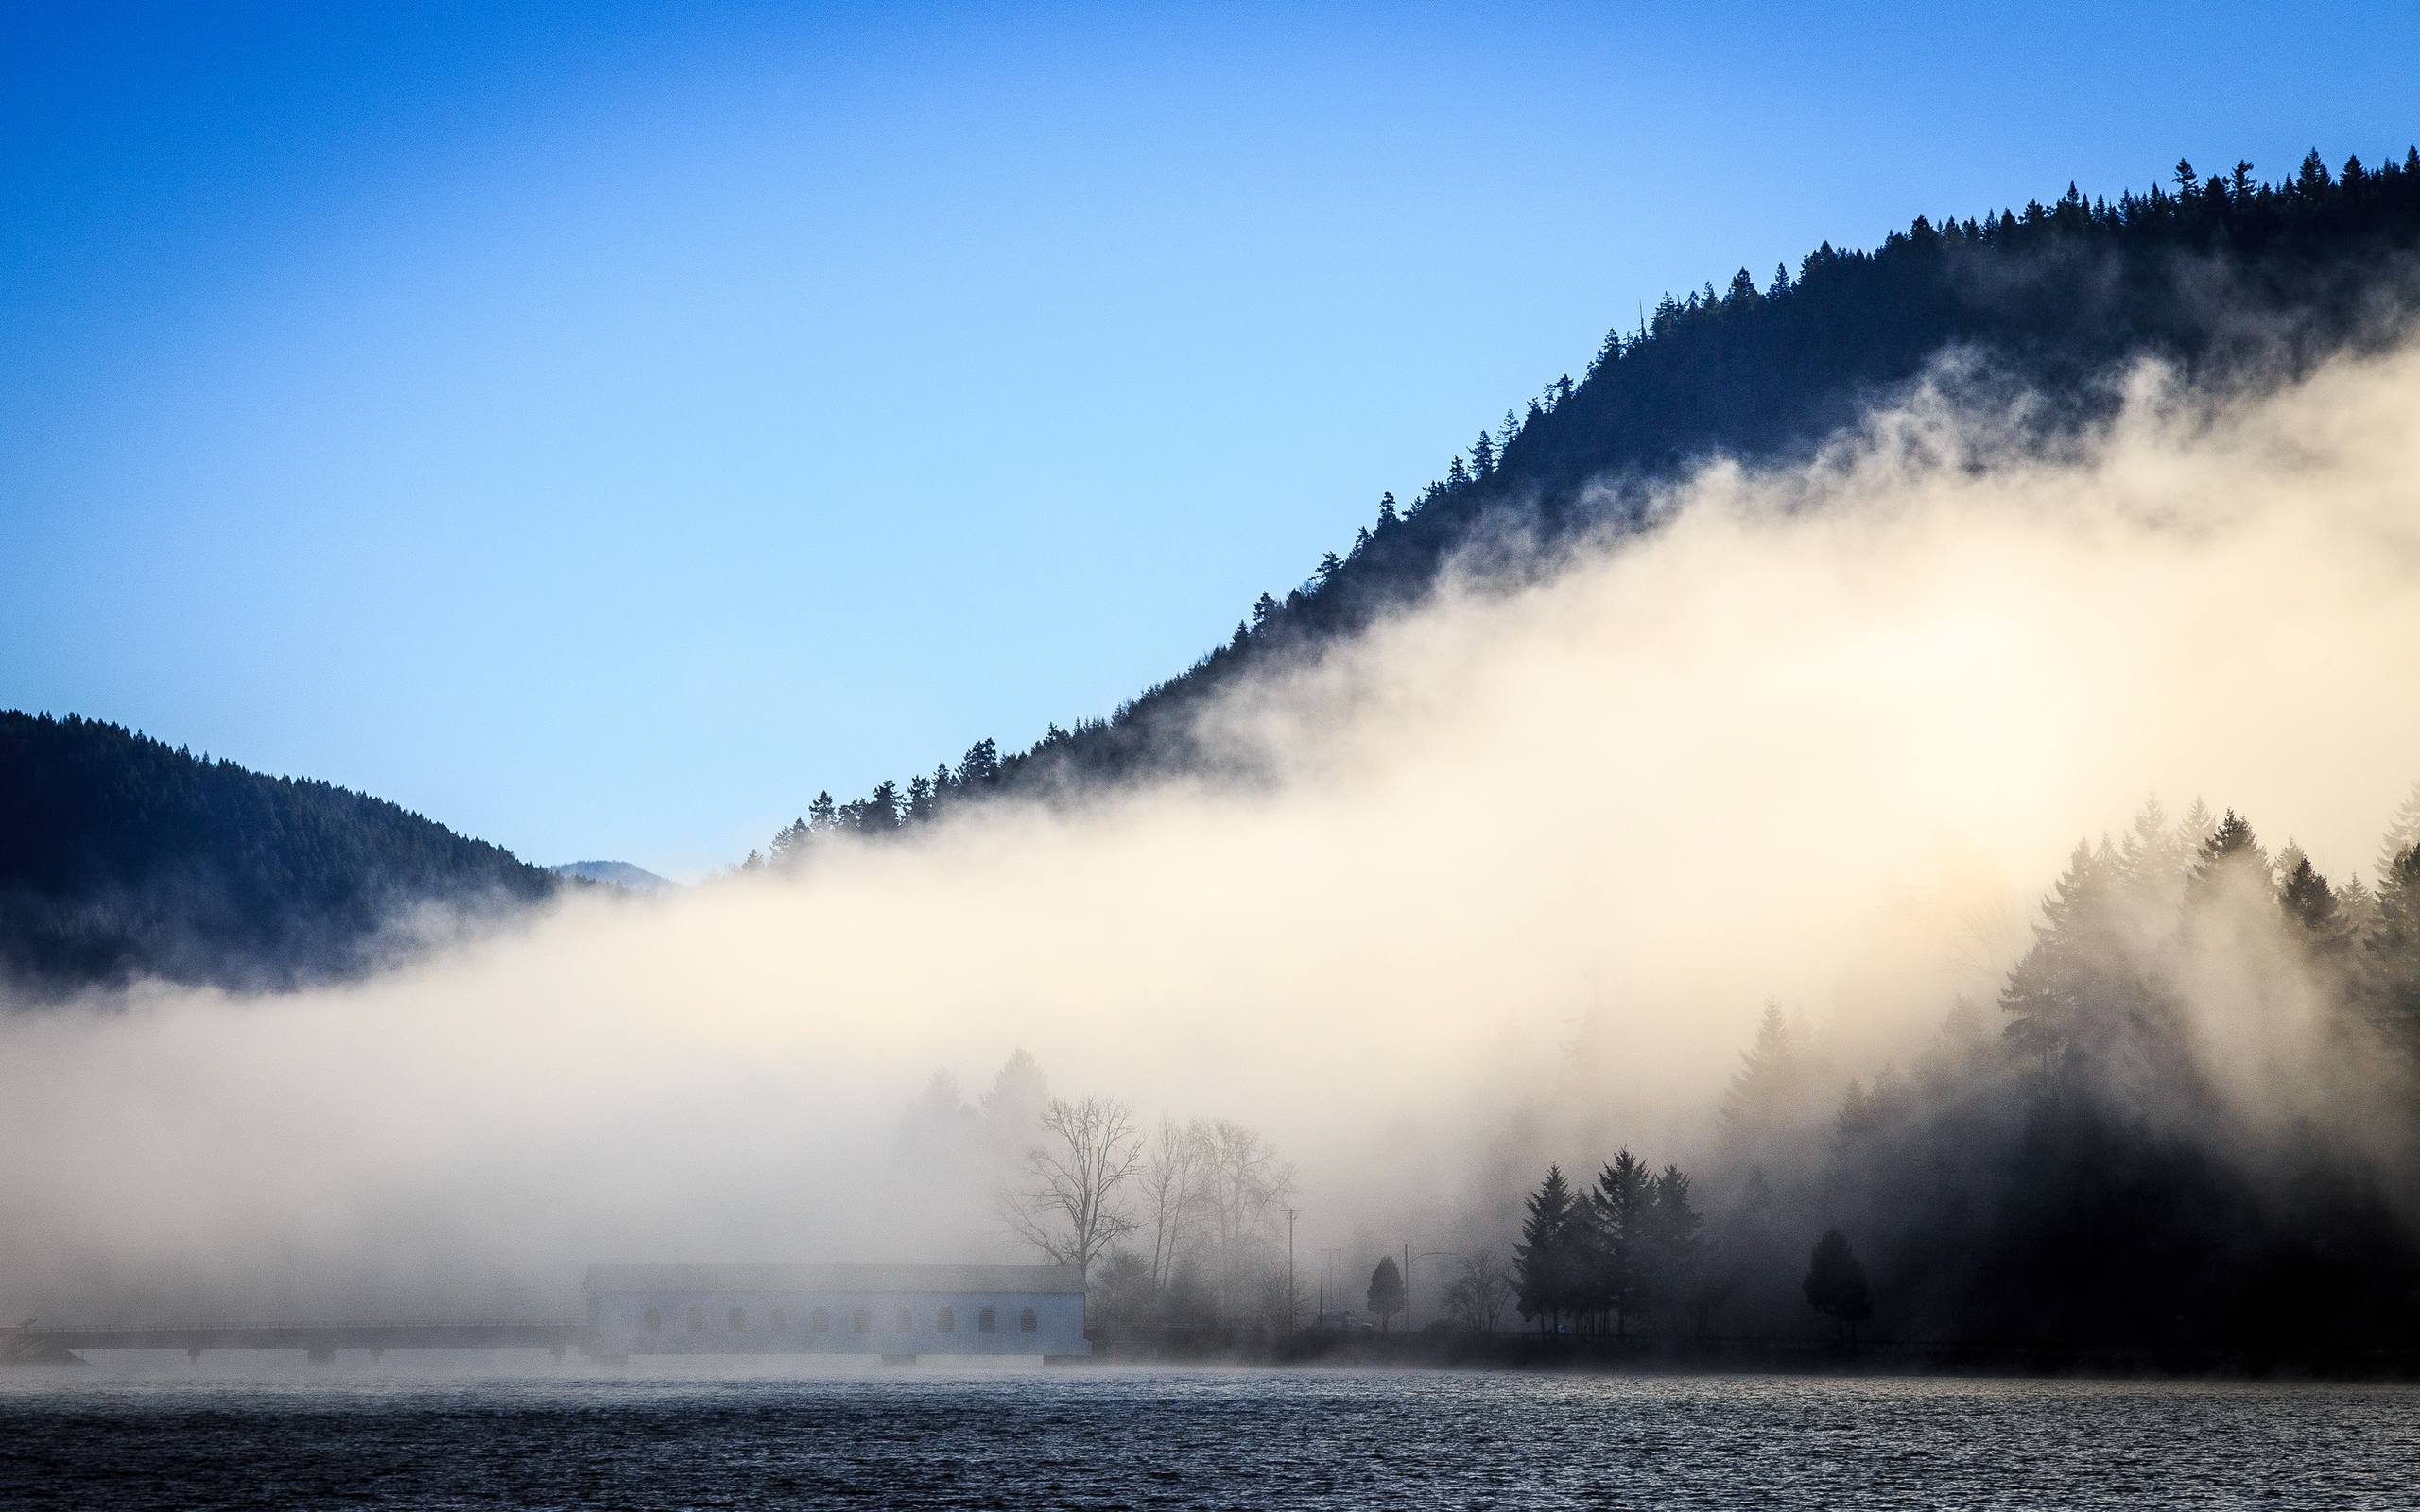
[1404, 1243, 1411, 1332]
[1282, 1207, 1303, 1335]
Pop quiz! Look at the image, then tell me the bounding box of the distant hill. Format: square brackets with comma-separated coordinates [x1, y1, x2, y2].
[0, 711, 559, 999]
[754, 147, 2420, 860]
[549, 860, 677, 893]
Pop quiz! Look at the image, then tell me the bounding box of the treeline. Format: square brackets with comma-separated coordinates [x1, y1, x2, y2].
[1507, 786, 2420, 1348]
[756, 147, 2420, 862]
[1512, 1154, 1709, 1337]
[0, 711, 559, 998]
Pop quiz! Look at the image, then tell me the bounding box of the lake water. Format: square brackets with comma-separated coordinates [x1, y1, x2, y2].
[5, 1365, 2416, 1508]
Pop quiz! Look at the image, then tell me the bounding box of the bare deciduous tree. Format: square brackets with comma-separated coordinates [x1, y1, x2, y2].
[1446, 1250, 1516, 1332]
[1140, 1114, 1206, 1291]
[1196, 1119, 1294, 1313]
[999, 1095, 1143, 1279]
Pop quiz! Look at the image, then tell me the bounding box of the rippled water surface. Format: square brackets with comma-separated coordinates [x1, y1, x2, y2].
[5, 1366, 2417, 1509]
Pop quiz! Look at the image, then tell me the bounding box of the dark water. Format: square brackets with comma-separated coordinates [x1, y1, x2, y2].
[5, 1366, 2417, 1509]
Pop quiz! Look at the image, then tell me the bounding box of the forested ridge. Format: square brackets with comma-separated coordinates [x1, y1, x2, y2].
[753, 146, 2420, 863]
[0, 711, 558, 998]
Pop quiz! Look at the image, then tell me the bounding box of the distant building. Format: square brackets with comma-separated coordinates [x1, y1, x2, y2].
[582, 1263, 1089, 1360]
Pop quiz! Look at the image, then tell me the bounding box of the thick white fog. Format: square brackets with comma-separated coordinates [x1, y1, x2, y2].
[7, 338, 2420, 1322]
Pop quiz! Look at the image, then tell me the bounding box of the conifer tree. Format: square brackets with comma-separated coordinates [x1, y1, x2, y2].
[859, 780, 901, 835]
[1514, 1165, 1579, 1332]
[1721, 1001, 1811, 1147]
[1644, 1164, 1704, 1332]
[1999, 840, 2117, 1070]
[1365, 1255, 1406, 1332]
[1803, 1228, 1873, 1341]
[2177, 798, 2217, 855]
[2366, 844, 2420, 1030]
[956, 739, 1000, 789]
[2377, 781, 2420, 885]
[1590, 1149, 1652, 1337]
[2277, 845, 2345, 952]
[2118, 795, 2187, 909]
[2186, 810, 2271, 914]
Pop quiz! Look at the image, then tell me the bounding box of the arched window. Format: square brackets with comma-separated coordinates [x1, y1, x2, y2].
[812, 1307, 832, 1332]
[643, 1306, 663, 1333]
[937, 1307, 956, 1332]
[894, 1306, 913, 1333]
[685, 1305, 706, 1332]
[1019, 1307, 1038, 1334]
[850, 1308, 870, 1332]
[977, 1307, 997, 1333]
[770, 1306, 788, 1332]
[727, 1306, 747, 1332]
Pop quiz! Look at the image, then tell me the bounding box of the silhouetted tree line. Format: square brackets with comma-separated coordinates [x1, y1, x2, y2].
[762, 148, 2420, 861]
[0, 711, 558, 997]
[1512, 788, 2420, 1349]
[1513, 1151, 1711, 1338]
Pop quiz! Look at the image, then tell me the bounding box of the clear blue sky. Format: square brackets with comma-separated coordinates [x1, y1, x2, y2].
[6, 1, 2416, 877]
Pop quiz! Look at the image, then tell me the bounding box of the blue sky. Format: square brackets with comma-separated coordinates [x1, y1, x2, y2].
[6, 1, 2417, 877]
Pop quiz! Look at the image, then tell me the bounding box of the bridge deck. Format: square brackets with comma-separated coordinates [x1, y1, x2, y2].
[8, 1321, 586, 1356]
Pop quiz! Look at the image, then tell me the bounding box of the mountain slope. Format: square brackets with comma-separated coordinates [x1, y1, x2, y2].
[0, 711, 558, 998]
[549, 860, 677, 893]
[760, 147, 2420, 856]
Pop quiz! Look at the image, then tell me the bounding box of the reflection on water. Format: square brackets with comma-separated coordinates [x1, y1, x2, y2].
[5, 1366, 2417, 1509]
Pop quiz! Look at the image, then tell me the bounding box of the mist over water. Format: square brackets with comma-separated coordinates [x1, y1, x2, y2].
[8, 1371, 2417, 1510]
[8, 337, 2420, 1323]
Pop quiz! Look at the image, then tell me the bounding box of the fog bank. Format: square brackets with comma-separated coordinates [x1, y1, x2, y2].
[8, 338, 2420, 1320]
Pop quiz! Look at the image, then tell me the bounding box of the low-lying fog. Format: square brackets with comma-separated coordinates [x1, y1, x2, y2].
[8, 337, 2420, 1323]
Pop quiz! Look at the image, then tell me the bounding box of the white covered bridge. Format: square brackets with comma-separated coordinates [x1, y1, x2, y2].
[582, 1263, 1090, 1361]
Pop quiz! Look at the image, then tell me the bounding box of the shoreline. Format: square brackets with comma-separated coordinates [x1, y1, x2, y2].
[1089, 1330, 2420, 1382]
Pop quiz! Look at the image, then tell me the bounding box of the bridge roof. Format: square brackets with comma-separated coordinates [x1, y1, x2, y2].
[583, 1263, 1083, 1296]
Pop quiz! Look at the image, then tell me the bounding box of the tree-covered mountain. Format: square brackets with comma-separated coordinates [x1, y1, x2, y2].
[755, 147, 2420, 862]
[0, 711, 558, 999]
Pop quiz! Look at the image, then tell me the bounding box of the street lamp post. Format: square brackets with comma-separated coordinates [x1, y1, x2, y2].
[1281, 1207, 1303, 1334]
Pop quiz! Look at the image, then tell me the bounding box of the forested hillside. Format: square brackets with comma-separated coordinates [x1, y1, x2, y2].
[0, 712, 558, 998]
[754, 147, 2420, 862]
[1506, 792, 2420, 1355]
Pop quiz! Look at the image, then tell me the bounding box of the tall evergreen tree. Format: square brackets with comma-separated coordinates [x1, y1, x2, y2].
[2277, 845, 2347, 956]
[1514, 1165, 1580, 1332]
[1365, 1255, 1406, 1332]
[1590, 1149, 1652, 1337]
[1721, 1000, 1819, 1150]
[1998, 840, 2119, 1070]
[2365, 844, 2420, 1033]
[2377, 781, 2420, 885]
[1802, 1228, 1873, 1341]
[1644, 1164, 1705, 1332]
